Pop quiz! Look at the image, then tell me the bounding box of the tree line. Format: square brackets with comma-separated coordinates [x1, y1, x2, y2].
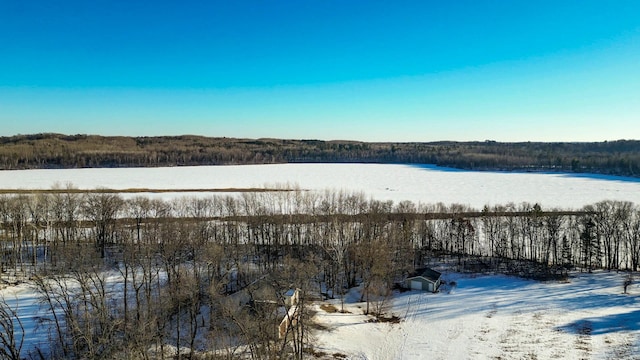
[1, 189, 640, 358]
[1, 134, 639, 177]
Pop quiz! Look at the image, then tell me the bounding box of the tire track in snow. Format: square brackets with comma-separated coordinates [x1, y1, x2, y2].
[574, 320, 592, 360]
[398, 294, 419, 359]
[469, 303, 498, 358]
[371, 293, 427, 360]
[373, 293, 421, 360]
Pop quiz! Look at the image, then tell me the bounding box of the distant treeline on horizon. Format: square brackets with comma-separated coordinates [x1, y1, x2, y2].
[0, 133, 639, 177]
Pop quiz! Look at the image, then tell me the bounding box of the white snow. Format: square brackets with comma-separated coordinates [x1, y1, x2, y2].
[4, 271, 639, 359]
[313, 271, 640, 360]
[0, 283, 51, 356]
[2, 164, 640, 358]
[0, 164, 639, 208]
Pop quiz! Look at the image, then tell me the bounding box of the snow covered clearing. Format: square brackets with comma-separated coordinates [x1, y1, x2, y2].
[0, 164, 639, 208]
[313, 271, 640, 360]
[2, 269, 640, 359]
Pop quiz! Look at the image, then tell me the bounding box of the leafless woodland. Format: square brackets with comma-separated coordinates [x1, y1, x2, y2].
[1, 187, 640, 359]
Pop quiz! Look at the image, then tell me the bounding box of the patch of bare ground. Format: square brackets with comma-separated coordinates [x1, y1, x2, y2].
[305, 347, 348, 359]
[317, 303, 350, 315]
[320, 304, 338, 313]
[367, 315, 401, 324]
[306, 349, 327, 358]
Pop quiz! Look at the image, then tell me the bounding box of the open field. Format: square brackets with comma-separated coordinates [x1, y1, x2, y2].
[313, 271, 640, 360]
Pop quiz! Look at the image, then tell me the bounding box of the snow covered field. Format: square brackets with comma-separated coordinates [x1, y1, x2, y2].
[313, 271, 640, 360]
[0, 163, 639, 208]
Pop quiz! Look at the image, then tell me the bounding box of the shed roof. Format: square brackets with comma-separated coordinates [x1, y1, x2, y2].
[407, 267, 441, 283]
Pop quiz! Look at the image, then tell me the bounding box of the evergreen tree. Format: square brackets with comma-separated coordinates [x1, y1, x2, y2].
[580, 216, 601, 272]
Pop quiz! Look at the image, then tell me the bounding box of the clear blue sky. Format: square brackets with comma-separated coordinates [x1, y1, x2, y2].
[1, 1, 639, 142]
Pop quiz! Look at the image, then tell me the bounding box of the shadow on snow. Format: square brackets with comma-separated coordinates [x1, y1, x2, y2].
[406, 163, 640, 183]
[557, 309, 640, 335]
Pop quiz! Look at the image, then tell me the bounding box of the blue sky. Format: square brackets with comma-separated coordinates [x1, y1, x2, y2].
[1, 1, 639, 141]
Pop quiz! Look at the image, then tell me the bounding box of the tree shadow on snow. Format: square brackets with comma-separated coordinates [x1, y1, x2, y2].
[409, 274, 640, 322]
[407, 163, 640, 183]
[551, 292, 638, 312]
[557, 309, 640, 335]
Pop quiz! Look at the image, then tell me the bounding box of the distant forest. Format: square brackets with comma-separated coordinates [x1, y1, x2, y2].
[1, 133, 639, 177]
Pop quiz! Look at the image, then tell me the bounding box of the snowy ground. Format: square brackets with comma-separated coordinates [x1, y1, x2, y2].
[0, 270, 166, 358]
[2, 271, 639, 359]
[0, 164, 639, 208]
[313, 271, 640, 360]
[0, 282, 52, 356]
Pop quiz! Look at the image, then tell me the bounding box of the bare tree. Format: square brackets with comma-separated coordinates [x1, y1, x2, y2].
[81, 192, 124, 258]
[542, 211, 564, 266]
[625, 208, 640, 271]
[357, 235, 394, 316]
[0, 295, 24, 360]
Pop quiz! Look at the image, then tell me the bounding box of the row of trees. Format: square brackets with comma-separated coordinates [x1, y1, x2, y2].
[1, 189, 640, 358]
[2, 189, 639, 274]
[1, 134, 639, 177]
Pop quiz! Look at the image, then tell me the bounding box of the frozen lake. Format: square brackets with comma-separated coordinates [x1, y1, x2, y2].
[0, 163, 638, 209]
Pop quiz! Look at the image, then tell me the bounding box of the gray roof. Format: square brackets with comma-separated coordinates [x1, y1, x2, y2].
[407, 267, 441, 283]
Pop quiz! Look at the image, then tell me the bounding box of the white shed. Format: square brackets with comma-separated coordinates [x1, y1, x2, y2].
[404, 268, 442, 292]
